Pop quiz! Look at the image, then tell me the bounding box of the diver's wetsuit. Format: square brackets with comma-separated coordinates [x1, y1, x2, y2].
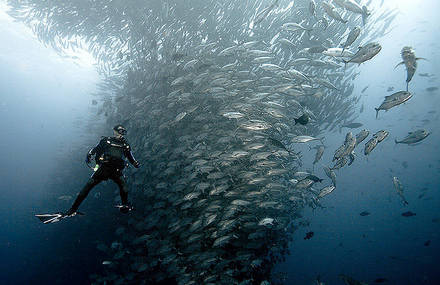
[68, 136, 139, 214]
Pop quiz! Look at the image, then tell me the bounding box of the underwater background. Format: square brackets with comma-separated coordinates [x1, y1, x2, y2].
[0, 0, 439, 284]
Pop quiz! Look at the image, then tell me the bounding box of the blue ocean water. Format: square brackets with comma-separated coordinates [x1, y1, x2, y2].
[276, 1, 440, 284]
[0, 0, 439, 284]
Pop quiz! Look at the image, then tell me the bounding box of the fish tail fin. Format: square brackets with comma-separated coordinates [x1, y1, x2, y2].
[395, 139, 399, 144]
[375, 108, 379, 119]
[394, 61, 404, 69]
[294, 118, 298, 125]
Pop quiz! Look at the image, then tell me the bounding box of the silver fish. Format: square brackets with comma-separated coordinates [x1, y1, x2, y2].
[291, 136, 323, 143]
[344, 42, 382, 66]
[373, 130, 389, 143]
[395, 46, 426, 91]
[375, 91, 412, 118]
[392, 176, 408, 205]
[322, 2, 348, 23]
[355, 129, 369, 146]
[309, 0, 317, 17]
[395, 129, 430, 144]
[341, 26, 361, 52]
[317, 185, 336, 198]
[364, 137, 378, 156]
[313, 145, 325, 166]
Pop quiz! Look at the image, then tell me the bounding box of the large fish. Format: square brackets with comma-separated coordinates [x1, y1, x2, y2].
[374, 91, 412, 118]
[395, 46, 426, 91]
[343, 42, 382, 67]
[395, 129, 430, 144]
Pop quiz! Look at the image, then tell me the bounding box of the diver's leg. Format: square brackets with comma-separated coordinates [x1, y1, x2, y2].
[111, 174, 128, 206]
[67, 177, 102, 214]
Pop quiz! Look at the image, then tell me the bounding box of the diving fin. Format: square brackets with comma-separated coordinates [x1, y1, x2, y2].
[115, 204, 134, 213]
[35, 211, 84, 224]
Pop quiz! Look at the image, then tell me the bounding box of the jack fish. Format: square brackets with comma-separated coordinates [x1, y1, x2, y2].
[395, 129, 430, 145]
[375, 91, 412, 118]
[343, 42, 382, 67]
[395, 46, 426, 91]
[392, 176, 408, 205]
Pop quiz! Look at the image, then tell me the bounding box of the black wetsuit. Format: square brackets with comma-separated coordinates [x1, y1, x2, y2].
[68, 136, 139, 214]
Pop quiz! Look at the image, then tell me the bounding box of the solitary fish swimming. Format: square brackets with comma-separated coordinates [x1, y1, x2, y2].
[395, 46, 425, 91]
[393, 176, 408, 205]
[395, 129, 430, 145]
[375, 91, 412, 118]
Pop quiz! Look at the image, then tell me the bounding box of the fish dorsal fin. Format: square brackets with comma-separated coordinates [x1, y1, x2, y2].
[408, 132, 413, 135]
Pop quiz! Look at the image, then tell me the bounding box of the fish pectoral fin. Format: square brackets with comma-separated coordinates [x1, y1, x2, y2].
[394, 61, 404, 69]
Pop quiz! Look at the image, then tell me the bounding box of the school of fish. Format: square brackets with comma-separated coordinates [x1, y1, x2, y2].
[6, 0, 423, 284]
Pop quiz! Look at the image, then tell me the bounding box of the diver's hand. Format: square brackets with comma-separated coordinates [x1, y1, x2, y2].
[133, 161, 140, 168]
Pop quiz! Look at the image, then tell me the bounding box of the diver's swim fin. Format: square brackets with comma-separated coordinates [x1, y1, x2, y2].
[35, 211, 84, 224]
[115, 204, 134, 213]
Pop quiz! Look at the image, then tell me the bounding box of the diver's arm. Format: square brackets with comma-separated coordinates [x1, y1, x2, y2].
[124, 143, 140, 168]
[86, 138, 105, 163]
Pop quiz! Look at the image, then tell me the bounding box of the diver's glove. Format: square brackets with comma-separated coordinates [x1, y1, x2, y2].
[133, 161, 140, 168]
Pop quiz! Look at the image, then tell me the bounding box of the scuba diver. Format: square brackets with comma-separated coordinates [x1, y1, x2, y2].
[36, 125, 140, 223]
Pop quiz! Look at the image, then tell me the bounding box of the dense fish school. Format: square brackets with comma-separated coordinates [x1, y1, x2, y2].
[6, 0, 400, 284]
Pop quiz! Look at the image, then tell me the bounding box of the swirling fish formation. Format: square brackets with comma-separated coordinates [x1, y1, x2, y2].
[6, 0, 398, 283]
